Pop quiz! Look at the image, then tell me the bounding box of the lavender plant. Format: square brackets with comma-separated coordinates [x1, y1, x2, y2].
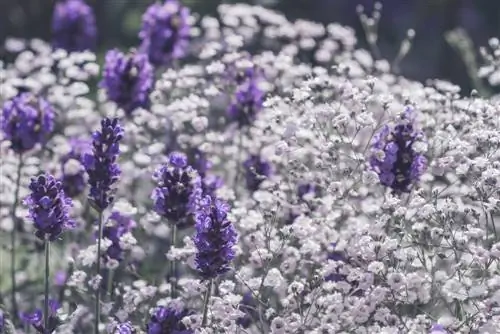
[2, 2, 500, 334]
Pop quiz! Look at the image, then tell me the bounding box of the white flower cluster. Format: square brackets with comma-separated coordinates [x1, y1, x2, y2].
[2, 2, 500, 334]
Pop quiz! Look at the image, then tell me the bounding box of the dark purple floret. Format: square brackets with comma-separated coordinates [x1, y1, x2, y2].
[243, 154, 272, 192]
[146, 306, 193, 334]
[369, 107, 427, 193]
[139, 0, 191, 66]
[152, 152, 202, 225]
[20, 299, 61, 334]
[101, 49, 154, 115]
[227, 75, 265, 128]
[52, 0, 97, 52]
[83, 117, 124, 211]
[1, 93, 55, 154]
[115, 321, 135, 334]
[193, 196, 237, 280]
[102, 211, 136, 262]
[24, 174, 74, 241]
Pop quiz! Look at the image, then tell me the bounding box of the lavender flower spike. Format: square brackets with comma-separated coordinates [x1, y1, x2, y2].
[52, 0, 97, 52]
[139, 0, 191, 66]
[146, 306, 192, 334]
[84, 117, 124, 211]
[101, 49, 154, 116]
[193, 196, 237, 280]
[243, 154, 272, 192]
[227, 70, 265, 128]
[24, 174, 74, 241]
[152, 152, 202, 224]
[369, 106, 427, 193]
[1, 93, 55, 154]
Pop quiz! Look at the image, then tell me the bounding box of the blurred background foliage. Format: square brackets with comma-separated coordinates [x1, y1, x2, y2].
[1, 0, 500, 92]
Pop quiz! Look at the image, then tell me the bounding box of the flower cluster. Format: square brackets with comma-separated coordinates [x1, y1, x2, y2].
[24, 174, 74, 241]
[193, 196, 237, 280]
[1, 93, 55, 154]
[83, 117, 124, 211]
[101, 49, 154, 115]
[146, 306, 192, 334]
[152, 152, 202, 224]
[51, 0, 97, 52]
[139, 0, 191, 66]
[369, 107, 428, 193]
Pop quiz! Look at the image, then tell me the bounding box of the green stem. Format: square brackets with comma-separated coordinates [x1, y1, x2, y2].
[43, 239, 50, 334]
[10, 155, 23, 319]
[94, 210, 104, 334]
[201, 279, 213, 327]
[106, 269, 114, 301]
[170, 224, 177, 299]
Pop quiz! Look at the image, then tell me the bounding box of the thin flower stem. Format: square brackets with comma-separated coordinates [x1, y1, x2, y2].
[106, 269, 114, 301]
[43, 239, 51, 334]
[170, 224, 177, 299]
[94, 210, 104, 334]
[10, 155, 23, 319]
[201, 279, 213, 327]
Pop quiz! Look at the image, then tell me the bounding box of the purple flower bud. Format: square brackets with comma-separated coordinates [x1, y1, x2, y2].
[114, 321, 135, 334]
[146, 306, 192, 334]
[52, 0, 97, 52]
[193, 196, 237, 280]
[152, 152, 202, 224]
[1, 93, 55, 154]
[24, 174, 74, 241]
[243, 154, 272, 192]
[101, 49, 154, 115]
[139, 0, 191, 66]
[430, 324, 449, 333]
[83, 118, 124, 211]
[369, 107, 427, 193]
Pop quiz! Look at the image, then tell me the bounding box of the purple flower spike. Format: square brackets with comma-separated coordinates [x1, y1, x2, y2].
[139, 0, 191, 66]
[1, 93, 55, 154]
[243, 154, 272, 192]
[193, 196, 237, 280]
[152, 152, 202, 225]
[369, 107, 427, 193]
[227, 72, 265, 128]
[430, 324, 449, 333]
[52, 0, 97, 52]
[101, 49, 154, 115]
[146, 306, 192, 334]
[24, 174, 74, 241]
[84, 117, 124, 212]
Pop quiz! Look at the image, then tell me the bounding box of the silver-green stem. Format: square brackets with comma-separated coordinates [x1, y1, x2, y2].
[94, 210, 104, 334]
[201, 279, 213, 327]
[10, 155, 23, 318]
[43, 239, 51, 334]
[170, 224, 177, 299]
